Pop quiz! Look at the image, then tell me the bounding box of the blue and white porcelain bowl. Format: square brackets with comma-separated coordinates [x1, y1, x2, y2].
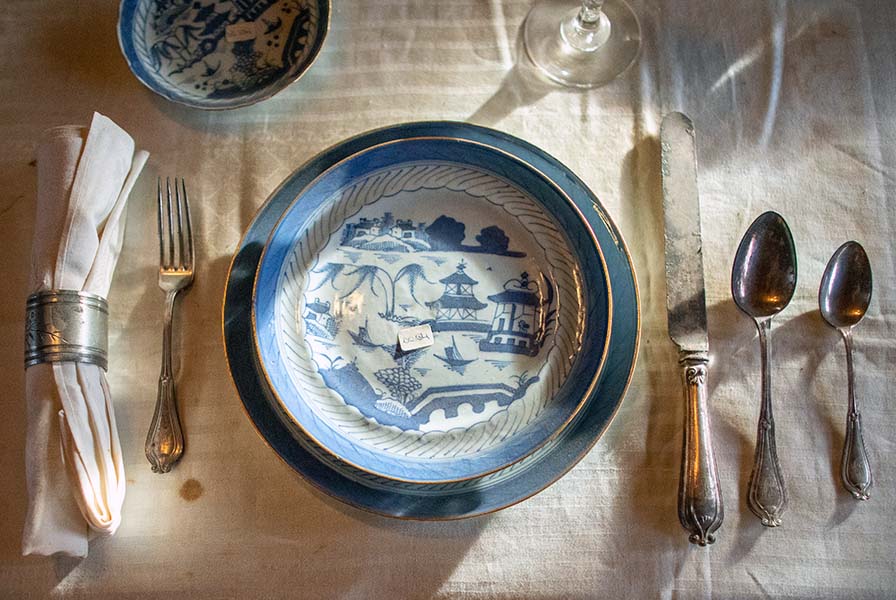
[118, 0, 329, 109]
[224, 121, 640, 518]
[252, 129, 613, 483]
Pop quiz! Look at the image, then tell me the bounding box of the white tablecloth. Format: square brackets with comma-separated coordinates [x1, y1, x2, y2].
[1, 0, 894, 597]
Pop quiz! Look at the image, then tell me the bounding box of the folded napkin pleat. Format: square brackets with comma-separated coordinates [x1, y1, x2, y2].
[22, 113, 148, 558]
[55, 362, 125, 532]
[22, 367, 87, 557]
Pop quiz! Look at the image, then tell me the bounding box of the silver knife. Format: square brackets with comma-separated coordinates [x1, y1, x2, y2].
[661, 112, 724, 546]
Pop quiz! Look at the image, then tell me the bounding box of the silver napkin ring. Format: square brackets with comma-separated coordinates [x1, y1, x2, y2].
[25, 290, 108, 370]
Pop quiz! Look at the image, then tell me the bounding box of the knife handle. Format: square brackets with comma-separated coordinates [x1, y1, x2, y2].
[678, 353, 724, 546]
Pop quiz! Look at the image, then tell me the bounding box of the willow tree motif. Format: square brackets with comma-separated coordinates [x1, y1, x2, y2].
[311, 262, 433, 320]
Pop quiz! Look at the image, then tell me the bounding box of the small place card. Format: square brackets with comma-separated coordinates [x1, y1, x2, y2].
[398, 324, 434, 352]
[226, 21, 257, 43]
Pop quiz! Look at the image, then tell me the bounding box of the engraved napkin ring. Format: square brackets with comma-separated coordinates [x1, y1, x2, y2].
[25, 290, 108, 370]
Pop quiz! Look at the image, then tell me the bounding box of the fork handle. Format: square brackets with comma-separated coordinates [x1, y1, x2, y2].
[146, 291, 185, 473]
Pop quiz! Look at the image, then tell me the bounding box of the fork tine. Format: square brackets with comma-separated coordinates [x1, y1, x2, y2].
[175, 178, 186, 269]
[166, 177, 175, 269]
[181, 178, 194, 270]
[157, 177, 165, 268]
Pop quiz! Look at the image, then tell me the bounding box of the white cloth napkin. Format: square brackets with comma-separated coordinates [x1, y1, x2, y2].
[22, 113, 148, 557]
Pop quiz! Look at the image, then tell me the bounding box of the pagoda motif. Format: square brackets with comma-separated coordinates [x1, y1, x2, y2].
[427, 261, 490, 332]
[479, 272, 550, 357]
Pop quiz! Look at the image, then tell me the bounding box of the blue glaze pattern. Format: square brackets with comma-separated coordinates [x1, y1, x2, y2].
[223, 121, 639, 517]
[118, 0, 328, 109]
[254, 141, 610, 483]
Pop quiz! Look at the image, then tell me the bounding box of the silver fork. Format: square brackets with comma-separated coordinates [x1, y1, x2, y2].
[146, 177, 194, 473]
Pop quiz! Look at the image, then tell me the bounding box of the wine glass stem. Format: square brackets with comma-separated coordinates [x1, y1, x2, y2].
[563, 0, 612, 52]
[579, 0, 606, 25]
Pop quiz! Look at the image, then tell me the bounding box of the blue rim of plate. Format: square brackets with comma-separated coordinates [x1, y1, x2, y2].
[252, 135, 612, 484]
[117, 0, 330, 110]
[223, 121, 640, 519]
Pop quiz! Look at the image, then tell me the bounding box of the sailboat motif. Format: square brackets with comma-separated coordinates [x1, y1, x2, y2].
[435, 336, 476, 372]
[348, 319, 379, 348]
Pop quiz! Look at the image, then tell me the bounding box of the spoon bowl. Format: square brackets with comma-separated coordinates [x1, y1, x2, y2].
[819, 241, 872, 330]
[732, 211, 798, 319]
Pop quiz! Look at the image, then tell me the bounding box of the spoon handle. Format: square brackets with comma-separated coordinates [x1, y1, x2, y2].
[841, 330, 873, 500]
[748, 318, 787, 527]
[678, 353, 724, 546]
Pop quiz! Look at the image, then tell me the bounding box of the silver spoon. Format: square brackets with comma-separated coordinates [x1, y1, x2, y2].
[819, 241, 874, 500]
[732, 211, 797, 527]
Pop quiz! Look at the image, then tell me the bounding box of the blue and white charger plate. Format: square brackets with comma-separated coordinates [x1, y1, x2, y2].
[224, 122, 640, 518]
[252, 129, 613, 483]
[118, 0, 329, 109]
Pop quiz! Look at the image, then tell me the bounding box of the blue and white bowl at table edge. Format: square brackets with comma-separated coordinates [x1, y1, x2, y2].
[118, 0, 330, 110]
[251, 129, 614, 484]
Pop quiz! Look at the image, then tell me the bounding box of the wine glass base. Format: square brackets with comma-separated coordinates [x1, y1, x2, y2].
[523, 0, 642, 88]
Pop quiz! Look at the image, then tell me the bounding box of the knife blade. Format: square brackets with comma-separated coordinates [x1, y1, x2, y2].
[662, 112, 708, 353]
[660, 112, 724, 546]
